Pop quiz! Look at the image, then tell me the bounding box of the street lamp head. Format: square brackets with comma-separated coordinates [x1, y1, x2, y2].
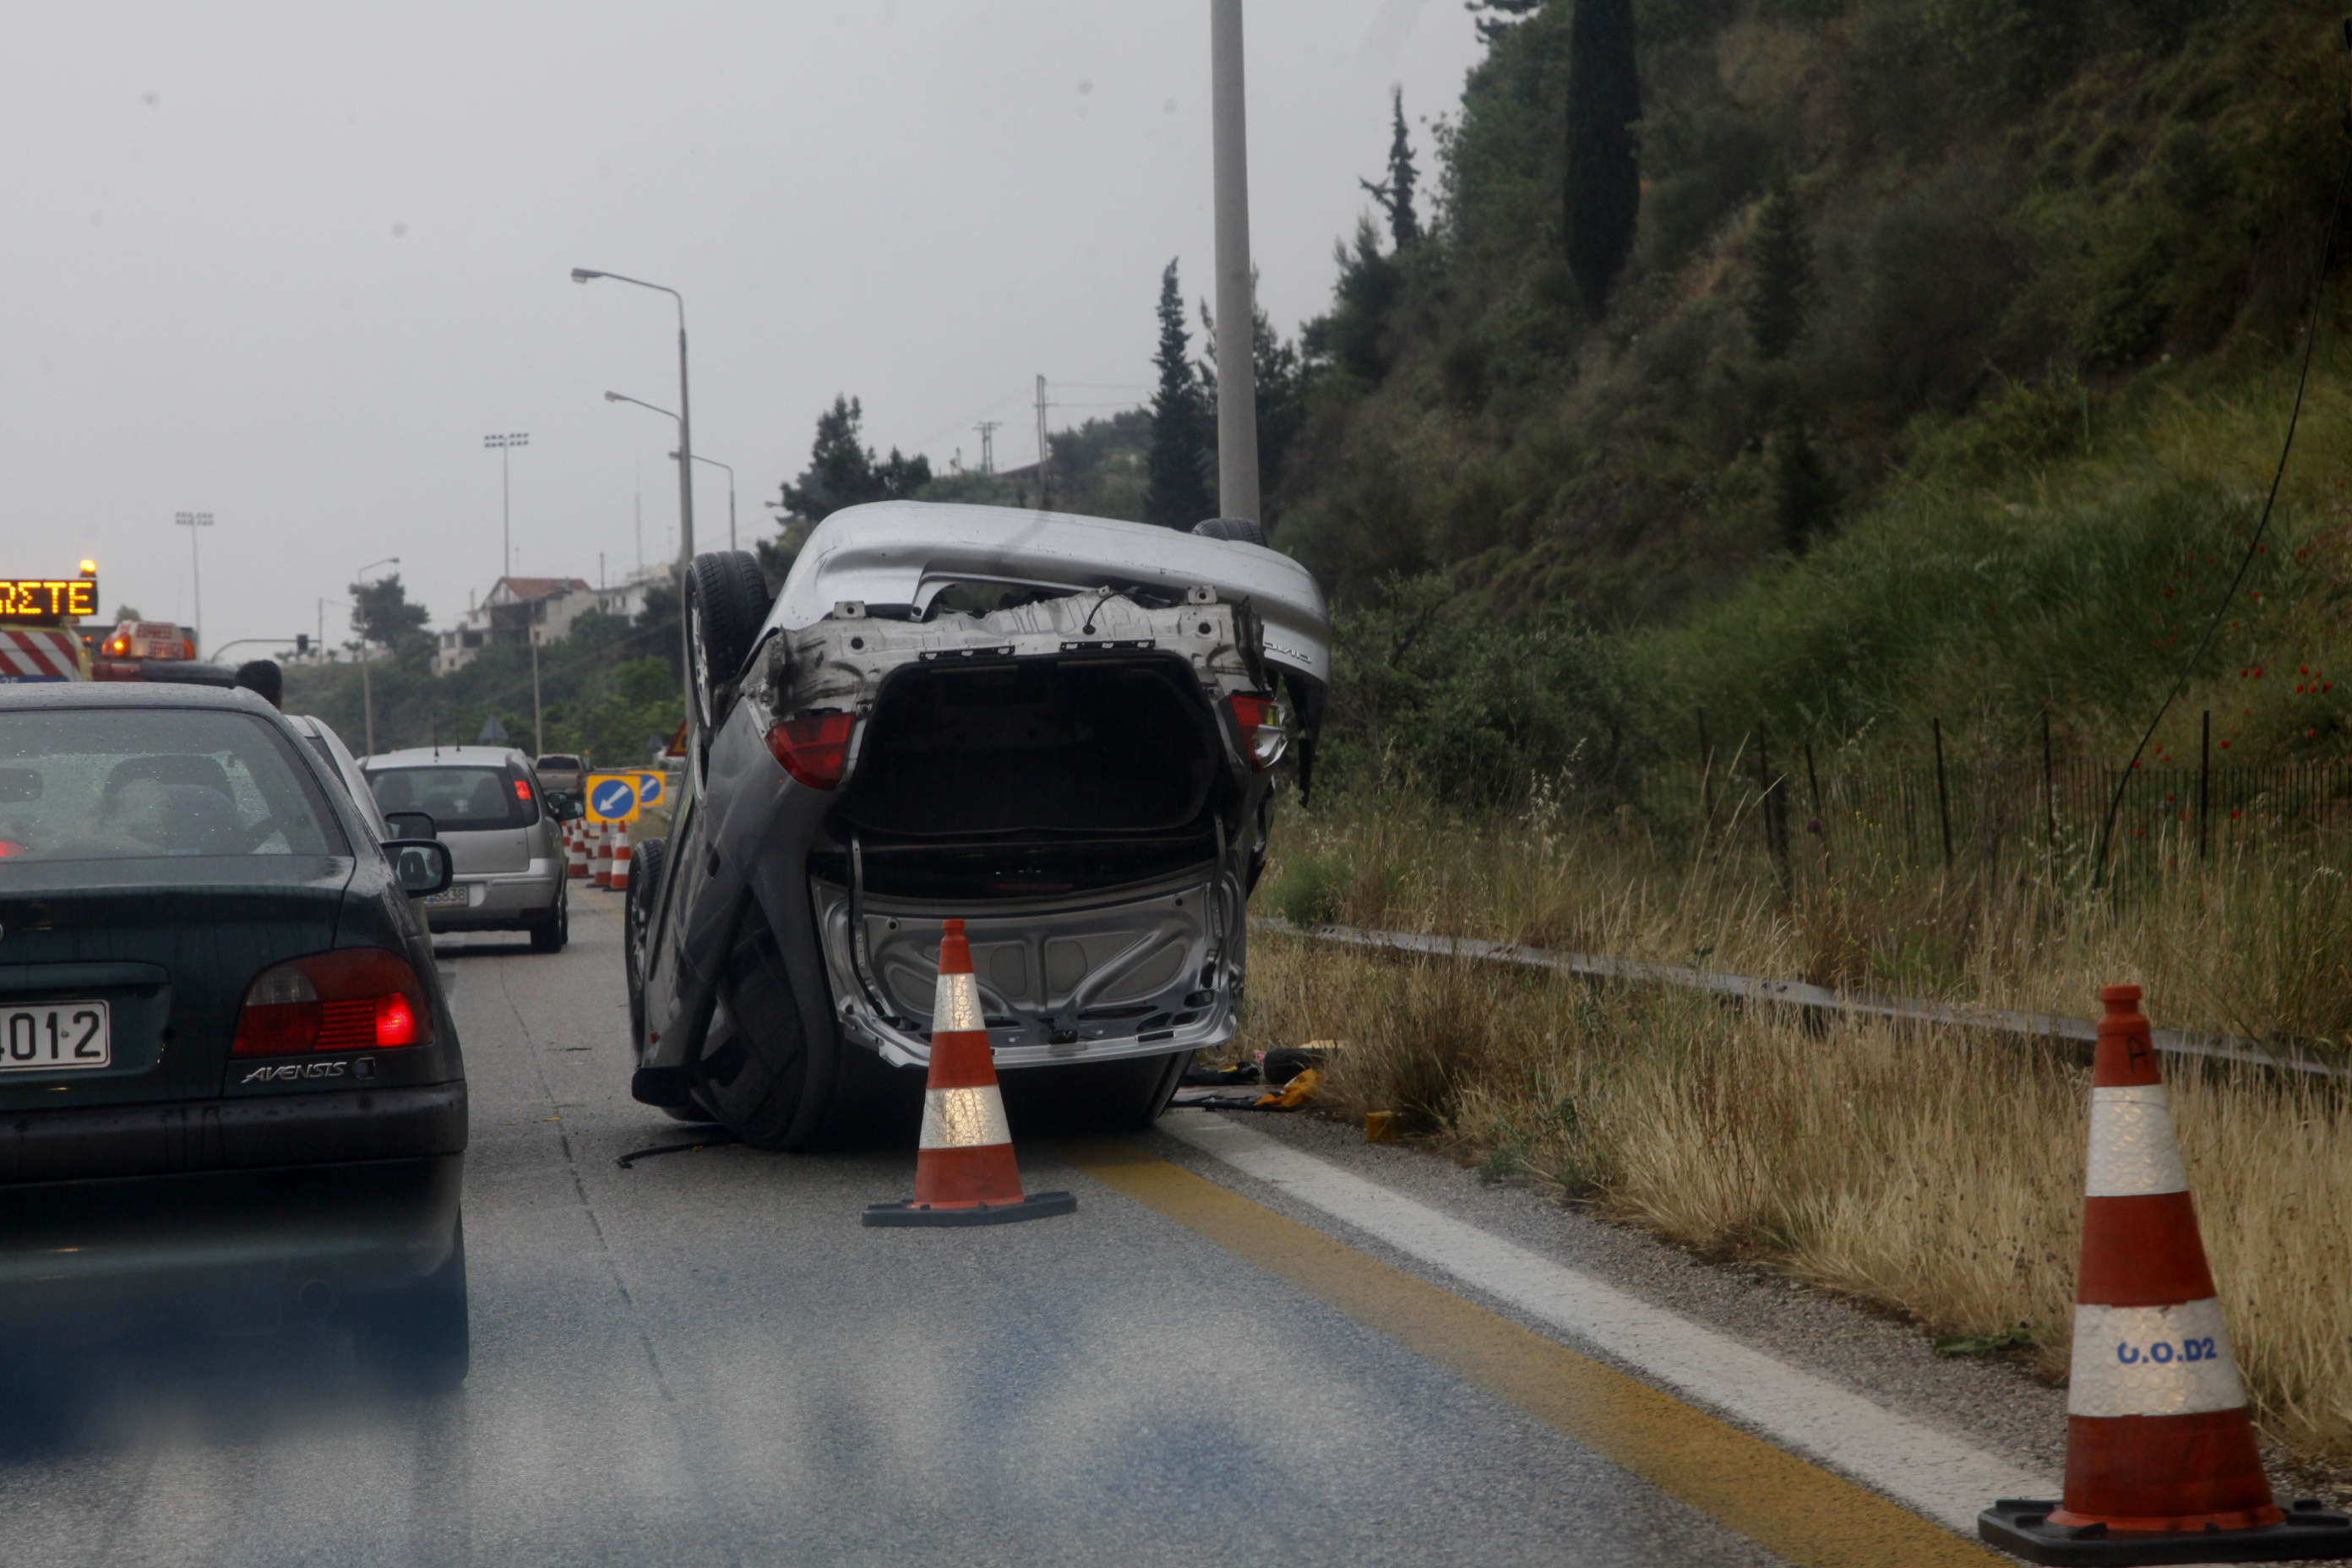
[603, 390, 623, 402]
[570, 268, 602, 285]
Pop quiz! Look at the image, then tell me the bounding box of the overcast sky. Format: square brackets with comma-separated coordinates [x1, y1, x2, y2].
[3, 1, 1487, 658]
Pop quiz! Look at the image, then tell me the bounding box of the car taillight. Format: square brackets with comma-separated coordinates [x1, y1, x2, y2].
[765, 711, 856, 790]
[232, 948, 433, 1057]
[513, 778, 532, 801]
[1227, 692, 1288, 772]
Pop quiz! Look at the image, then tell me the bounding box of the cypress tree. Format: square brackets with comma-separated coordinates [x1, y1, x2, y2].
[1563, 0, 1641, 319]
[1745, 171, 1815, 361]
[1770, 405, 1836, 554]
[1146, 259, 1214, 529]
[1358, 87, 1420, 249]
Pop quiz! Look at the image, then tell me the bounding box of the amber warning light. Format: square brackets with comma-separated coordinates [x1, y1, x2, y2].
[0, 579, 99, 620]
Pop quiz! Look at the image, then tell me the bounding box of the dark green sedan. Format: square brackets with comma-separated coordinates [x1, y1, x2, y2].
[0, 682, 470, 1389]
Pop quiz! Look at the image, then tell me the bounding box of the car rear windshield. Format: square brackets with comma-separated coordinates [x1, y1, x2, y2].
[368, 765, 539, 832]
[0, 707, 348, 862]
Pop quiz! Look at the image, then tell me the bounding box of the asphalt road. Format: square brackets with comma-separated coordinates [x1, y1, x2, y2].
[0, 890, 1808, 1567]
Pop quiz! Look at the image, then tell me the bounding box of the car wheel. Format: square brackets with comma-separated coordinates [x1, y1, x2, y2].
[693, 901, 826, 1151]
[529, 894, 568, 953]
[624, 836, 669, 1036]
[352, 1218, 469, 1394]
[685, 550, 770, 736]
[1192, 516, 1267, 547]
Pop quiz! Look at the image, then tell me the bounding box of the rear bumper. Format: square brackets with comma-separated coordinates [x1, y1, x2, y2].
[0, 1153, 463, 1320]
[426, 862, 564, 928]
[0, 1081, 467, 1184]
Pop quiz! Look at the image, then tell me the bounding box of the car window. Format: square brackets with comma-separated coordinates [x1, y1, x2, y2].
[368, 764, 539, 831]
[0, 707, 347, 862]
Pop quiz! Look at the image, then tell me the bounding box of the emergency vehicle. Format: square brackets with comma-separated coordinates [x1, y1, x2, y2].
[0, 565, 100, 683]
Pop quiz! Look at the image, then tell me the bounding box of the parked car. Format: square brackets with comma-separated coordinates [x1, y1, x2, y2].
[624, 501, 1330, 1147]
[0, 681, 469, 1387]
[362, 746, 582, 951]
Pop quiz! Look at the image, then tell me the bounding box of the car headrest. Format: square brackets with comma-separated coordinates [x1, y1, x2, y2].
[104, 754, 233, 800]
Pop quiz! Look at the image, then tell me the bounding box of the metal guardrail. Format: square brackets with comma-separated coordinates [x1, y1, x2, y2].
[1252, 918, 2345, 1080]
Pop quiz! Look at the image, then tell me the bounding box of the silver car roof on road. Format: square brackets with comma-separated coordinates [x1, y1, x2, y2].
[770, 500, 1331, 685]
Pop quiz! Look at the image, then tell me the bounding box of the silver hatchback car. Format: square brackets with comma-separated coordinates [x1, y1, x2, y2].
[362, 745, 581, 950]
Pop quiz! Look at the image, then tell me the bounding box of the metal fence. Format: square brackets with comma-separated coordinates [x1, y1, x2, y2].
[1646, 712, 2352, 880]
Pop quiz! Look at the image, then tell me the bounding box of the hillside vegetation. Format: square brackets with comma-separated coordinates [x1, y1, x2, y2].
[1250, 0, 2352, 795]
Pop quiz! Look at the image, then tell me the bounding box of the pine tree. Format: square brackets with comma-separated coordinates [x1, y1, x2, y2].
[1358, 88, 1420, 249]
[1745, 171, 1815, 360]
[778, 395, 931, 525]
[1769, 405, 1836, 554]
[1563, 0, 1641, 319]
[1466, 0, 1542, 45]
[1146, 259, 1214, 529]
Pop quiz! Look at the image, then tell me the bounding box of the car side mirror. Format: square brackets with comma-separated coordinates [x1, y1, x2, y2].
[545, 791, 586, 822]
[384, 809, 437, 841]
[389, 839, 455, 896]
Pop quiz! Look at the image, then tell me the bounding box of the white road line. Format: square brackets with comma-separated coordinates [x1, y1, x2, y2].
[1162, 1114, 2055, 1535]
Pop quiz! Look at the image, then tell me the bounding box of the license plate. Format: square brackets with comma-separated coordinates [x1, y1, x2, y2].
[0, 1001, 111, 1072]
[425, 885, 471, 907]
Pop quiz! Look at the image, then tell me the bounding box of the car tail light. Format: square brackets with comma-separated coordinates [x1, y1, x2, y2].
[765, 711, 856, 790]
[232, 948, 433, 1057]
[1227, 693, 1288, 772]
[513, 778, 532, 801]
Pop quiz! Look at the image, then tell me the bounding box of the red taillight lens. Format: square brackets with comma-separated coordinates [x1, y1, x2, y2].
[232, 948, 433, 1057]
[765, 711, 856, 790]
[513, 778, 532, 801]
[1226, 692, 1288, 772]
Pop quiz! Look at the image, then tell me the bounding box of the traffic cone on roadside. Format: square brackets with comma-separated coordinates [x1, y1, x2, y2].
[863, 917, 1075, 1228]
[1979, 985, 2352, 1563]
[610, 826, 631, 891]
[591, 824, 613, 889]
[566, 822, 588, 879]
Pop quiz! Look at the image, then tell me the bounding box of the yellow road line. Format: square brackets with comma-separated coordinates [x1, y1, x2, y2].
[1064, 1139, 2006, 1568]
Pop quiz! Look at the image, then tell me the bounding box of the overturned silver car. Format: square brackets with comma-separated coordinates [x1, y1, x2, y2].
[623, 501, 1329, 1147]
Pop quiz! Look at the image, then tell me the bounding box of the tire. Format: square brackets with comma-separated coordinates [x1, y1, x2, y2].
[685, 551, 770, 736]
[1191, 516, 1267, 547]
[529, 892, 568, 953]
[623, 836, 669, 1034]
[352, 1218, 469, 1393]
[693, 903, 825, 1151]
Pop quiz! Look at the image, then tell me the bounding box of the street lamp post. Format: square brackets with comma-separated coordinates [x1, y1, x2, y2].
[671, 450, 736, 551]
[174, 512, 214, 650]
[572, 268, 695, 741]
[483, 433, 529, 582]
[352, 556, 400, 758]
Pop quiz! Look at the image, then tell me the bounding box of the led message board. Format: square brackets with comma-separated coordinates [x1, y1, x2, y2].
[0, 580, 98, 621]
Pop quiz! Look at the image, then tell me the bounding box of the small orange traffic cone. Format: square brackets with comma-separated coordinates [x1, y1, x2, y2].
[566, 822, 588, 879]
[610, 829, 631, 891]
[863, 918, 1075, 1228]
[591, 825, 613, 889]
[1980, 985, 2352, 1563]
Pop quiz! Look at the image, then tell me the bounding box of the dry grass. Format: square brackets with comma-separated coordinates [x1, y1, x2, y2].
[1262, 791, 2352, 1051]
[1239, 807, 2352, 1461]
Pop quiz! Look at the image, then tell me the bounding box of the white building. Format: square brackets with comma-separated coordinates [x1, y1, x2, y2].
[433, 564, 674, 675]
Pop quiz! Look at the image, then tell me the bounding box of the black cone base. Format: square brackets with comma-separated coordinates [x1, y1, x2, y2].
[1980, 1498, 2352, 1565]
[862, 1190, 1078, 1228]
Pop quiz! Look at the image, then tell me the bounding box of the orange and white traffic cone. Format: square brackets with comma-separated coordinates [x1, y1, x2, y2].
[591, 824, 613, 889]
[610, 825, 631, 891]
[1979, 984, 2352, 1563]
[863, 917, 1075, 1228]
[566, 821, 588, 879]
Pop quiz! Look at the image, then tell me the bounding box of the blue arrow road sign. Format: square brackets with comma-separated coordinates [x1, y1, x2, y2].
[590, 777, 638, 820]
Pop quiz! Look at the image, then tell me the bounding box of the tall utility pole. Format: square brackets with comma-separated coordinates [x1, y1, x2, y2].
[1034, 376, 1051, 509]
[671, 450, 737, 551]
[483, 432, 528, 582]
[1210, 0, 1262, 523]
[351, 555, 399, 759]
[174, 512, 214, 648]
[974, 420, 1000, 475]
[531, 636, 544, 759]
